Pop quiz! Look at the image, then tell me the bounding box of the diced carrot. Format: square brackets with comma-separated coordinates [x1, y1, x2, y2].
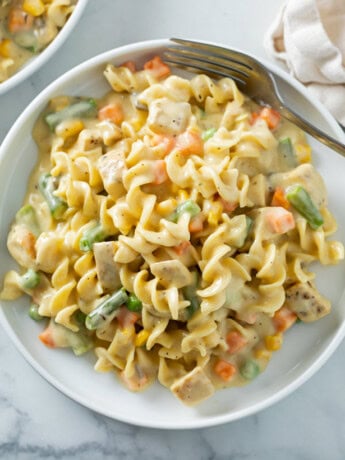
[259, 107, 281, 130]
[151, 134, 176, 156]
[39, 326, 55, 348]
[249, 112, 260, 125]
[219, 197, 238, 213]
[121, 60, 136, 72]
[173, 240, 191, 255]
[152, 160, 168, 185]
[117, 306, 140, 329]
[266, 207, 295, 234]
[273, 306, 297, 332]
[144, 56, 171, 78]
[226, 330, 248, 354]
[214, 359, 237, 382]
[21, 230, 36, 259]
[8, 7, 34, 33]
[271, 186, 290, 209]
[98, 103, 124, 125]
[176, 130, 203, 155]
[189, 214, 204, 233]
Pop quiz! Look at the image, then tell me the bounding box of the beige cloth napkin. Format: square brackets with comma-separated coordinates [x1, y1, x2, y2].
[264, 0, 345, 126]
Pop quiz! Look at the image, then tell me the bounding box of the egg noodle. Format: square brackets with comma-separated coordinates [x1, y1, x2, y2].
[0, 0, 77, 83]
[1, 56, 343, 405]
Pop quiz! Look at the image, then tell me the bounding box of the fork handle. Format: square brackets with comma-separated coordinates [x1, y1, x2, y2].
[279, 106, 345, 157]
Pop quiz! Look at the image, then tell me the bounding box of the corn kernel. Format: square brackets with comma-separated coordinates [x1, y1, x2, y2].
[265, 333, 283, 351]
[156, 198, 177, 216]
[207, 201, 223, 226]
[177, 189, 189, 202]
[135, 329, 150, 347]
[55, 119, 85, 140]
[23, 0, 45, 16]
[0, 39, 12, 58]
[254, 348, 272, 360]
[295, 143, 312, 163]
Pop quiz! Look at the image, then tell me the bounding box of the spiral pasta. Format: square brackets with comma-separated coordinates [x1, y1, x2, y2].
[1, 55, 343, 406]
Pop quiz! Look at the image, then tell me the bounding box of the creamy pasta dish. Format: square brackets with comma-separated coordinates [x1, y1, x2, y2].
[0, 0, 77, 82]
[1, 56, 344, 406]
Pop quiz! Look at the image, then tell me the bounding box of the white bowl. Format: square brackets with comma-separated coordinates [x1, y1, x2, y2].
[0, 39, 345, 429]
[0, 0, 89, 95]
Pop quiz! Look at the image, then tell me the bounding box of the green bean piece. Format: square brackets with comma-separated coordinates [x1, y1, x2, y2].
[185, 289, 200, 318]
[20, 269, 40, 289]
[126, 293, 142, 312]
[278, 137, 297, 167]
[45, 99, 98, 131]
[286, 185, 324, 230]
[202, 128, 217, 141]
[168, 200, 201, 223]
[199, 108, 206, 119]
[240, 360, 260, 380]
[74, 310, 87, 327]
[245, 216, 253, 233]
[28, 303, 44, 321]
[79, 223, 107, 252]
[243, 216, 254, 244]
[62, 327, 93, 355]
[183, 271, 200, 318]
[38, 173, 68, 220]
[48, 321, 93, 355]
[13, 31, 38, 52]
[72, 338, 94, 356]
[15, 205, 40, 236]
[85, 288, 128, 330]
[236, 215, 253, 248]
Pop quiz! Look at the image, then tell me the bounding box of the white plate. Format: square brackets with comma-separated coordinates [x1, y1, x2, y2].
[0, 0, 89, 95]
[0, 39, 345, 429]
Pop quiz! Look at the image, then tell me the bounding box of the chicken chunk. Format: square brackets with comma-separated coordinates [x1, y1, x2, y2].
[150, 260, 192, 288]
[269, 164, 327, 208]
[284, 282, 331, 322]
[35, 232, 64, 273]
[147, 98, 191, 135]
[93, 241, 121, 291]
[171, 366, 215, 406]
[97, 144, 126, 198]
[7, 224, 36, 269]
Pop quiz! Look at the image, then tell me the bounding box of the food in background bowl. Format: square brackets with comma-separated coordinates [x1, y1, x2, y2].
[0, 0, 77, 83]
[1, 53, 343, 406]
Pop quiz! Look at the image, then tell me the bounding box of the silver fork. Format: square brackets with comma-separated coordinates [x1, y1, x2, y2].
[164, 38, 345, 157]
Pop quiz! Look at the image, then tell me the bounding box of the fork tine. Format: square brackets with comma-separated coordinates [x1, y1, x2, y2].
[170, 38, 255, 71]
[165, 48, 250, 80]
[164, 55, 247, 87]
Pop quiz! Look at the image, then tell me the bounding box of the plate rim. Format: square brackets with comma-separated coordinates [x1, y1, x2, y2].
[0, 38, 345, 429]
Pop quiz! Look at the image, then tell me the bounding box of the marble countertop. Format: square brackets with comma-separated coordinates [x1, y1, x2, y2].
[1, 0, 345, 458]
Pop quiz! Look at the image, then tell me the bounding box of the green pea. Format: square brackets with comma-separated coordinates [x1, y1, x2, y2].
[126, 293, 142, 312]
[240, 359, 260, 380]
[28, 304, 44, 321]
[21, 269, 41, 289]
